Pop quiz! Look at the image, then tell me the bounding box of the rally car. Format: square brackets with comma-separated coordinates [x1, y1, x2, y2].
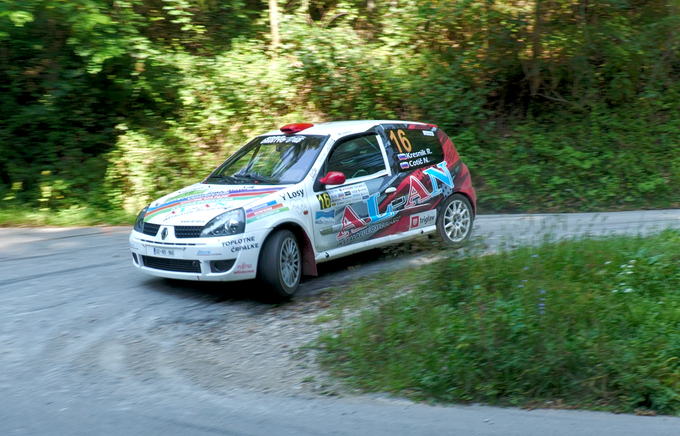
[129, 120, 476, 297]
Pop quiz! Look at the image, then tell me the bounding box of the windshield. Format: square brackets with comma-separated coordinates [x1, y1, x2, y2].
[206, 134, 329, 185]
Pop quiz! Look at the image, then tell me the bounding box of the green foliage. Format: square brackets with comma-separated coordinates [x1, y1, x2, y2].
[0, 204, 134, 227]
[457, 97, 680, 212]
[319, 230, 680, 414]
[1, 0, 680, 220]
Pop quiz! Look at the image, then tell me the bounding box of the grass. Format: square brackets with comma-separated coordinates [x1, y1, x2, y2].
[0, 206, 135, 227]
[317, 230, 680, 414]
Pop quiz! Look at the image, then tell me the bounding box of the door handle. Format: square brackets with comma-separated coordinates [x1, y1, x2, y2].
[385, 187, 396, 194]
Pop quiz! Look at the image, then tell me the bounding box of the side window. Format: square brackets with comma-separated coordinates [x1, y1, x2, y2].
[384, 128, 444, 171]
[327, 135, 387, 180]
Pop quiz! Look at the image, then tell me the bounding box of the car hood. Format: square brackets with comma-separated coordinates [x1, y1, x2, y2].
[143, 183, 286, 226]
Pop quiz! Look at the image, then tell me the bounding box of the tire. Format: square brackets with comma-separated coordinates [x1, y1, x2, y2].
[257, 229, 301, 298]
[437, 194, 473, 247]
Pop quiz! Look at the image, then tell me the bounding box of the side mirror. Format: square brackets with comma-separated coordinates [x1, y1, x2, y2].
[319, 171, 346, 186]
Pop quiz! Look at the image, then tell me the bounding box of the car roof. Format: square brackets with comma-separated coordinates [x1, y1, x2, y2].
[260, 120, 431, 138]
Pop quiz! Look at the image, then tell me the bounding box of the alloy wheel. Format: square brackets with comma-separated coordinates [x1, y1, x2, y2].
[279, 237, 301, 288]
[443, 199, 471, 242]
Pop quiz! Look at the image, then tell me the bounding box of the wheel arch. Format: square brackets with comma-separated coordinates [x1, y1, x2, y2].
[265, 222, 317, 276]
[438, 189, 476, 218]
[453, 190, 476, 218]
[455, 162, 477, 217]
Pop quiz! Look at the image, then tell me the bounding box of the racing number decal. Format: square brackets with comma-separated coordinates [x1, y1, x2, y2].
[388, 130, 412, 153]
[316, 192, 332, 210]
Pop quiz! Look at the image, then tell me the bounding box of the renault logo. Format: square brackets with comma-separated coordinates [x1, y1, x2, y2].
[161, 228, 168, 240]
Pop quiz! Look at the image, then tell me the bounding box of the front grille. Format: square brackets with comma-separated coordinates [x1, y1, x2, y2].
[141, 256, 202, 273]
[142, 223, 161, 237]
[175, 226, 203, 239]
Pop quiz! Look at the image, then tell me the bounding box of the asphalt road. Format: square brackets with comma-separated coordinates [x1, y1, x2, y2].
[2, 209, 680, 436]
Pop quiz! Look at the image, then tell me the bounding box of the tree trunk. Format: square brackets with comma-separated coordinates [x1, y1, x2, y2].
[269, 0, 280, 49]
[530, 0, 542, 95]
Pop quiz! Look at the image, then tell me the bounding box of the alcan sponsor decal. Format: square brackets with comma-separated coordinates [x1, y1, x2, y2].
[245, 201, 289, 223]
[404, 162, 454, 209]
[336, 193, 395, 241]
[423, 162, 455, 195]
[409, 210, 437, 230]
[405, 177, 433, 209]
[337, 216, 400, 247]
[145, 187, 283, 221]
[318, 192, 394, 237]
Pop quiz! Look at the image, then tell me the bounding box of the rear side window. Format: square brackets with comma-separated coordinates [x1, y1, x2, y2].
[384, 128, 444, 171]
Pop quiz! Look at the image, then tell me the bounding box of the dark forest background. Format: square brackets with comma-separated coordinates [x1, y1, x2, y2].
[1, 0, 679, 220]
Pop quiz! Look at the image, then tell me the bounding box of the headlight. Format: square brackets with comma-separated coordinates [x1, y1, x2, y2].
[134, 206, 149, 232]
[200, 208, 245, 237]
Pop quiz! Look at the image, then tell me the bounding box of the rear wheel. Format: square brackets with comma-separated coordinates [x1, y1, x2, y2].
[437, 194, 473, 247]
[258, 229, 301, 298]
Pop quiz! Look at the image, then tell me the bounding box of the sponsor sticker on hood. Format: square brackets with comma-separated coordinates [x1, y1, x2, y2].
[145, 186, 284, 222]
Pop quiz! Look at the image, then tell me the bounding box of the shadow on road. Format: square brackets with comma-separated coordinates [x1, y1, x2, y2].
[141, 245, 424, 305]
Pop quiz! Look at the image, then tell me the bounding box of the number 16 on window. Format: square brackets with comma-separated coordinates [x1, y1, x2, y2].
[388, 130, 412, 153]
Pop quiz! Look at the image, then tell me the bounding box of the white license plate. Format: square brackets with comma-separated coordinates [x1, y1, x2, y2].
[152, 247, 176, 257]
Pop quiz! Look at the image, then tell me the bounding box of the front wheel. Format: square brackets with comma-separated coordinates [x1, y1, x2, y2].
[258, 229, 301, 298]
[437, 194, 473, 247]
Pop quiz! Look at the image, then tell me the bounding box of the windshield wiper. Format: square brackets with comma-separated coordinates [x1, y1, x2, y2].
[232, 173, 277, 184]
[207, 175, 240, 184]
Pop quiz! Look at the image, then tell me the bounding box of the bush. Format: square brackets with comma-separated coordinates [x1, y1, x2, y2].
[320, 230, 680, 413]
[453, 98, 680, 213]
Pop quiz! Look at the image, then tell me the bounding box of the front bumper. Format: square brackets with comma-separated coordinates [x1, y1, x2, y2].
[129, 228, 267, 281]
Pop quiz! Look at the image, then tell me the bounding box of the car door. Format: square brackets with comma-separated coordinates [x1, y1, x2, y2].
[376, 122, 455, 232]
[309, 132, 400, 253]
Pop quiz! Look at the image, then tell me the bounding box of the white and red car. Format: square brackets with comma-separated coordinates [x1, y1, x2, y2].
[129, 120, 476, 297]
